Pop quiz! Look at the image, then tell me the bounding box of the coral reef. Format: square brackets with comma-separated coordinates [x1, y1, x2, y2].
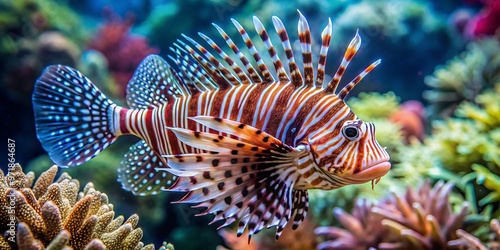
[0, 164, 169, 249]
[315, 181, 469, 250]
[423, 38, 500, 117]
[217, 215, 318, 250]
[448, 218, 500, 249]
[464, 0, 500, 38]
[0, 0, 84, 102]
[329, 0, 459, 99]
[87, 11, 159, 98]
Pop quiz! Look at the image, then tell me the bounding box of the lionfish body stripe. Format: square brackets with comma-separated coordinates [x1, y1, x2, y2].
[32, 11, 390, 239]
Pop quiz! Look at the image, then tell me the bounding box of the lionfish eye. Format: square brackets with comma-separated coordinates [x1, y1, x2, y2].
[342, 126, 360, 140]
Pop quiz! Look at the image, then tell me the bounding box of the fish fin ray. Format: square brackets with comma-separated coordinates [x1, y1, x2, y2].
[118, 140, 178, 196]
[165, 119, 309, 239]
[33, 65, 117, 166]
[126, 54, 187, 109]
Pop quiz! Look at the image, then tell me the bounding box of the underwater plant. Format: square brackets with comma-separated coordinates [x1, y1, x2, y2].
[424, 38, 500, 117]
[315, 181, 469, 250]
[0, 164, 170, 249]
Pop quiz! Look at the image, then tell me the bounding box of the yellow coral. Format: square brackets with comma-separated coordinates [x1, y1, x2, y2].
[0, 164, 171, 250]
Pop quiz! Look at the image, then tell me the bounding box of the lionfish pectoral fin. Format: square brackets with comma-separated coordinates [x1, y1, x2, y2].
[163, 116, 310, 240]
[126, 54, 189, 109]
[118, 140, 178, 196]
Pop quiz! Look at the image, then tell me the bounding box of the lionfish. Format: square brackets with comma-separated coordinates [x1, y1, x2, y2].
[33, 11, 390, 238]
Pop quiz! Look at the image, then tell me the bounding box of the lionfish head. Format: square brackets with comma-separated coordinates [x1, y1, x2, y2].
[308, 116, 391, 188]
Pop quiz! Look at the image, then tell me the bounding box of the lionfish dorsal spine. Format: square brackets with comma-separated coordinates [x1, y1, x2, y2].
[199, 28, 250, 85]
[173, 12, 380, 98]
[231, 18, 275, 83]
[181, 34, 234, 89]
[179, 43, 216, 92]
[253, 16, 289, 82]
[168, 47, 201, 95]
[324, 30, 362, 94]
[182, 34, 231, 89]
[271, 16, 303, 87]
[212, 23, 260, 84]
[298, 11, 314, 87]
[338, 59, 382, 100]
[196, 32, 241, 87]
[172, 45, 209, 93]
[177, 38, 231, 91]
[317, 18, 332, 89]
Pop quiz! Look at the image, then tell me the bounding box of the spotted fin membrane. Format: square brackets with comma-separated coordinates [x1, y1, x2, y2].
[118, 140, 177, 195]
[32, 65, 118, 167]
[163, 116, 310, 239]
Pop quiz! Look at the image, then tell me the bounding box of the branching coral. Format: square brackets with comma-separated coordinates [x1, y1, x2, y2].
[0, 164, 169, 250]
[424, 38, 500, 117]
[87, 12, 159, 98]
[448, 219, 500, 249]
[316, 181, 469, 250]
[397, 84, 500, 206]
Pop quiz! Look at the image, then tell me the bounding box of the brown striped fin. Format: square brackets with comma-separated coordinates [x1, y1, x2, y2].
[170, 46, 207, 93]
[178, 38, 231, 91]
[338, 59, 381, 100]
[198, 30, 249, 85]
[324, 30, 362, 94]
[253, 16, 289, 82]
[298, 11, 314, 87]
[272, 16, 303, 87]
[182, 34, 236, 89]
[231, 18, 275, 83]
[167, 47, 200, 95]
[317, 18, 332, 89]
[212, 23, 260, 84]
[174, 42, 216, 92]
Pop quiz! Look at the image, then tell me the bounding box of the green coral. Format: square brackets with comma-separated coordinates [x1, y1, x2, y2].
[424, 38, 500, 117]
[0, 0, 85, 54]
[395, 82, 500, 242]
[347, 92, 400, 120]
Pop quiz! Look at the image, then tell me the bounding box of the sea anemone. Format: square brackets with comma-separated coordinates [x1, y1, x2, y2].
[0, 164, 170, 249]
[315, 181, 469, 250]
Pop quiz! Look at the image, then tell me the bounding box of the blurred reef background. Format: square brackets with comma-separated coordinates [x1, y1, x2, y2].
[1, 0, 500, 249]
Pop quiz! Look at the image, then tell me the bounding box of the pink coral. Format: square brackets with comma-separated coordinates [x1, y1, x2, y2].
[465, 0, 500, 38]
[88, 12, 159, 98]
[316, 181, 469, 250]
[389, 100, 426, 142]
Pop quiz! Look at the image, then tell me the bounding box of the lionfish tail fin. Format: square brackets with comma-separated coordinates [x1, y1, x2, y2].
[33, 65, 119, 167]
[162, 116, 310, 239]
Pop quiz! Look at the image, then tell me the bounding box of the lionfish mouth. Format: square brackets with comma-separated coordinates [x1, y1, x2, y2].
[343, 161, 391, 185]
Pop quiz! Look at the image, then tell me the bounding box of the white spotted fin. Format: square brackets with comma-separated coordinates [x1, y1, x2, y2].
[161, 116, 310, 239]
[118, 140, 177, 195]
